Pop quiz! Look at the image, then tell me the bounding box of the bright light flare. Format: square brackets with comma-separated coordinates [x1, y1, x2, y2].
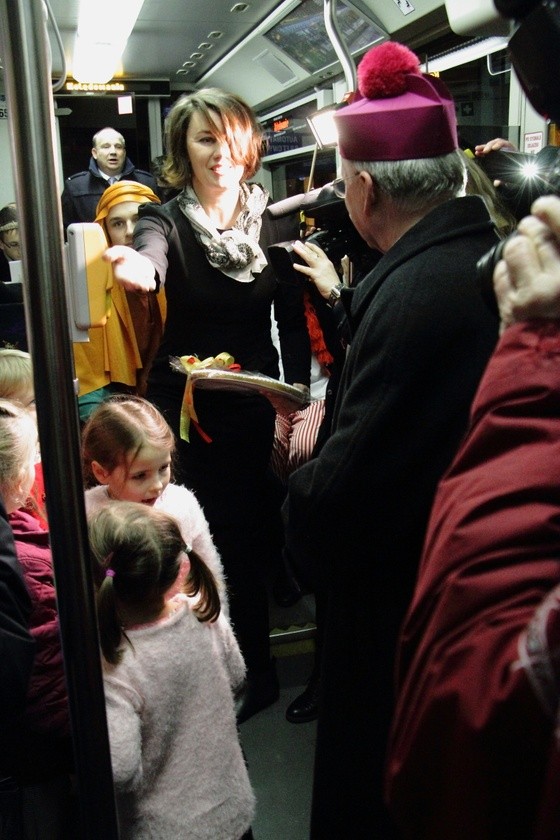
[520, 159, 540, 179]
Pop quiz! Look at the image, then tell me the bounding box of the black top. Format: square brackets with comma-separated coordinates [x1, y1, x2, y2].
[134, 195, 311, 395]
[0, 281, 26, 350]
[0, 253, 11, 284]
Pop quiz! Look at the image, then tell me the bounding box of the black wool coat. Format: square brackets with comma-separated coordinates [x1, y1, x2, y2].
[61, 156, 159, 228]
[286, 195, 501, 839]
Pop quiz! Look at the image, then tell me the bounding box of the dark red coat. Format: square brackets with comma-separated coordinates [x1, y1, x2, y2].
[9, 509, 69, 737]
[0, 510, 73, 784]
[387, 322, 560, 839]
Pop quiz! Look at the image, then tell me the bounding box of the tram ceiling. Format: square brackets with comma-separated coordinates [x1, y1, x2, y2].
[47, 0, 285, 83]
[45, 0, 456, 110]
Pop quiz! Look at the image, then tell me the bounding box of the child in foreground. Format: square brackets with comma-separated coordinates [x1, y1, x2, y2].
[0, 398, 76, 836]
[81, 393, 227, 611]
[0, 347, 47, 528]
[89, 501, 255, 840]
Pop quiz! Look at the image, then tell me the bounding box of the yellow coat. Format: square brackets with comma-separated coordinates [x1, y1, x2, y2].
[73, 265, 142, 397]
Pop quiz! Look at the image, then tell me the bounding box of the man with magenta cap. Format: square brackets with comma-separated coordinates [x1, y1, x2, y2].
[284, 41, 501, 837]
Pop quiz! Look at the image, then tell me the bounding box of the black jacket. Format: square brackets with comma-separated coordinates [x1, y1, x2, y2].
[61, 156, 159, 228]
[286, 195, 501, 839]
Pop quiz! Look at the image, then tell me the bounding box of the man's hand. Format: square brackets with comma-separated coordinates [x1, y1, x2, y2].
[291, 239, 342, 301]
[494, 195, 560, 328]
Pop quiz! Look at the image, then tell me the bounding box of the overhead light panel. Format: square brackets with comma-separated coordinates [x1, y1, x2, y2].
[421, 36, 509, 74]
[72, 0, 145, 84]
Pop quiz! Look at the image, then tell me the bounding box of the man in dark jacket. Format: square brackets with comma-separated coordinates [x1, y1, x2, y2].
[61, 126, 158, 229]
[284, 41, 501, 838]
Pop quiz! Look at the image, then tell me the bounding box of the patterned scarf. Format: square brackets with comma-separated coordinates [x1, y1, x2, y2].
[177, 182, 269, 282]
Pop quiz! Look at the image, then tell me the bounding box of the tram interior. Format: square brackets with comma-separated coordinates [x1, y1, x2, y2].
[0, 0, 557, 837]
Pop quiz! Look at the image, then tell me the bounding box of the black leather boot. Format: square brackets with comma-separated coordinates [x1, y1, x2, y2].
[285, 665, 320, 724]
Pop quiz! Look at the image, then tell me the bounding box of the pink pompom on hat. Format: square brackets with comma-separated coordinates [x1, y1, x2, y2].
[334, 41, 458, 162]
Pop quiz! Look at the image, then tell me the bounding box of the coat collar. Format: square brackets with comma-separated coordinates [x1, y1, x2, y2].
[9, 507, 49, 542]
[351, 195, 497, 324]
[88, 155, 136, 181]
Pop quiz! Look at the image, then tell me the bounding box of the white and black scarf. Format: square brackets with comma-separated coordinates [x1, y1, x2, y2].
[177, 182, 269, 282]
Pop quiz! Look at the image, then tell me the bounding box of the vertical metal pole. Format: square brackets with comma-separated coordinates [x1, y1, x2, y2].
[324, 0, 357, 92]
[0, 1, 119, 836]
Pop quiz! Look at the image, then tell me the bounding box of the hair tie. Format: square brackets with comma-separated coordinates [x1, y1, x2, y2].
[104, 551, 115, 579]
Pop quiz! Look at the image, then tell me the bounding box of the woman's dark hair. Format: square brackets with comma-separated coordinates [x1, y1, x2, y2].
[89, 501, 221, 664]
[162, 87, 264, 189]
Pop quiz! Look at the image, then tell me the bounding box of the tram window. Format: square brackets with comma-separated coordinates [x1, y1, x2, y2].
[437, 52, 511, 150]
[261, 102, 320, 156]
[269, 150, 337, 202]
[287, 152, 336, 195]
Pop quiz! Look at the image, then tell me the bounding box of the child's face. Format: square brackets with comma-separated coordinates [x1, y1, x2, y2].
[106, 200, 148, 247]
[98, 444, 172, 506]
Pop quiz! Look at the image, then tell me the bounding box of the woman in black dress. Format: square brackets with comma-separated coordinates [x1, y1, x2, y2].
[104, 88, 310, 722]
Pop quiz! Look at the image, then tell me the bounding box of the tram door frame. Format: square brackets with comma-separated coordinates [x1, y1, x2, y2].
[0, 1, 120, 836]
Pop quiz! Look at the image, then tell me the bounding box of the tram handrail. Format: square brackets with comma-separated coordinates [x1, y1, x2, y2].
[0, 1, 119, 836]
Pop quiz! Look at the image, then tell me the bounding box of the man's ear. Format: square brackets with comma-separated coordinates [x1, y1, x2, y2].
[91, 147, 98, 160]
[0, 239, 6, 255]
[359, 170, 376, 217]
[91, 460, 110, 484]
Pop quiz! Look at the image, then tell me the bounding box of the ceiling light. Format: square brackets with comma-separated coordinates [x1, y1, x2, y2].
[72, 0, 145, 84]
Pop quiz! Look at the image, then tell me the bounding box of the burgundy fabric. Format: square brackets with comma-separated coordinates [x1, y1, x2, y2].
[335, 71, 458, 161]
[387, 321, 560, 839]
[9, 508, 70, 737]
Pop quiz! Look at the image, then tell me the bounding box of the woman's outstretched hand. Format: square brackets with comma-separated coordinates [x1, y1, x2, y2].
[103, 245, 157, 293]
